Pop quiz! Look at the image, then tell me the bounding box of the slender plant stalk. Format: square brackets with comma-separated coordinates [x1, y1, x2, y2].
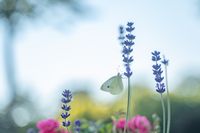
[123, 77, 131, 133]
[67, 128, 70, 133]
[160, 94, 166, 133]
[164, 65, 171, 133]
[127, 77, 131, 120]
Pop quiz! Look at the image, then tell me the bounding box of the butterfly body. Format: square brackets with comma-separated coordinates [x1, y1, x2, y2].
[101, 73, 123, 95]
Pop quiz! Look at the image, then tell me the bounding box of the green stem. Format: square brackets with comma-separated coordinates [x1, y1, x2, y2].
[127, 77, 131, 120]
[67, 127, 70, 133]
[160, 94, 166, 133]
[165, 65, 171, 133]
[123, 77, 131, 133]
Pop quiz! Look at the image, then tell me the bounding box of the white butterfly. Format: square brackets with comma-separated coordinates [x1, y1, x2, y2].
[100, 73, 124, 95]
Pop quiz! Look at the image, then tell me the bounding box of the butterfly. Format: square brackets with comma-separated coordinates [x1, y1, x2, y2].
[100, 73, 124, 95]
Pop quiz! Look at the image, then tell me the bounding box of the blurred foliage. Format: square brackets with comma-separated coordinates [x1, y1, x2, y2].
[151, 114, 161, 133]
[174, 75, 200, 97]
[78, 118, 113, 133]
[1, 75, 200, 132]
[0, 0, 87, 23]
[0, 75, 200, 133]
[71, 91, 112, 120]
[0, 77, 200, 133]
[0, 94, 39, 133]
[39, 75, 200, 133]
[55, 76, 200, 133]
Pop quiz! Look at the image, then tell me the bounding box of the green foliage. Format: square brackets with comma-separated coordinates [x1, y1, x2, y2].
[1, 75, 200, 133]
[70, 82, 200, 133]
[97, 119, 113, 133]
[77, 118, 113, 133]
[151, 114, 161, 133]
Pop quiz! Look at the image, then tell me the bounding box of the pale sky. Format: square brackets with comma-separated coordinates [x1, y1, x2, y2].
[0, 0, 200, 112]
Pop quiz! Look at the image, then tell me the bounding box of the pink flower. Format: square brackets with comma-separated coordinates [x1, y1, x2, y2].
[128, 115, 151, 133]
[115, 118, 126, 129]
[37, 119, 59, 133]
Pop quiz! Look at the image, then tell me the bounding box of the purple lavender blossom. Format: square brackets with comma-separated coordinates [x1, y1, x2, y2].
[74, 120, 81, 132]
[61, 89, 72, 127]
[152, 51, 165, 93]
[119, 22, 135, 78]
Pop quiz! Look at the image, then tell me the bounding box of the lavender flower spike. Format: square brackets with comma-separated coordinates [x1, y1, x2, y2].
[152, 51, 165, 93]
[61, 89, 72, 128]
[120, 22, 135, 78]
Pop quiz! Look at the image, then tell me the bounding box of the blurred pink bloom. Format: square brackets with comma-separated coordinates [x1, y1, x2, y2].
[115, 118, 126, 129]
[128, 115, 151, 133]
[37, 119, 59, 133]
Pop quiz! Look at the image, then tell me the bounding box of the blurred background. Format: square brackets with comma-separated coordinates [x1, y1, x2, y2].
[0, 0, 200, 132]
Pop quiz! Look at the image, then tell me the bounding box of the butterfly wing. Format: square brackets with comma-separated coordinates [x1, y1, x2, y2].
[115, 74, 124, 94]
[101, 74, 123, 95]
[101, 76, 116, 92]
[110, 74, 123, 94]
